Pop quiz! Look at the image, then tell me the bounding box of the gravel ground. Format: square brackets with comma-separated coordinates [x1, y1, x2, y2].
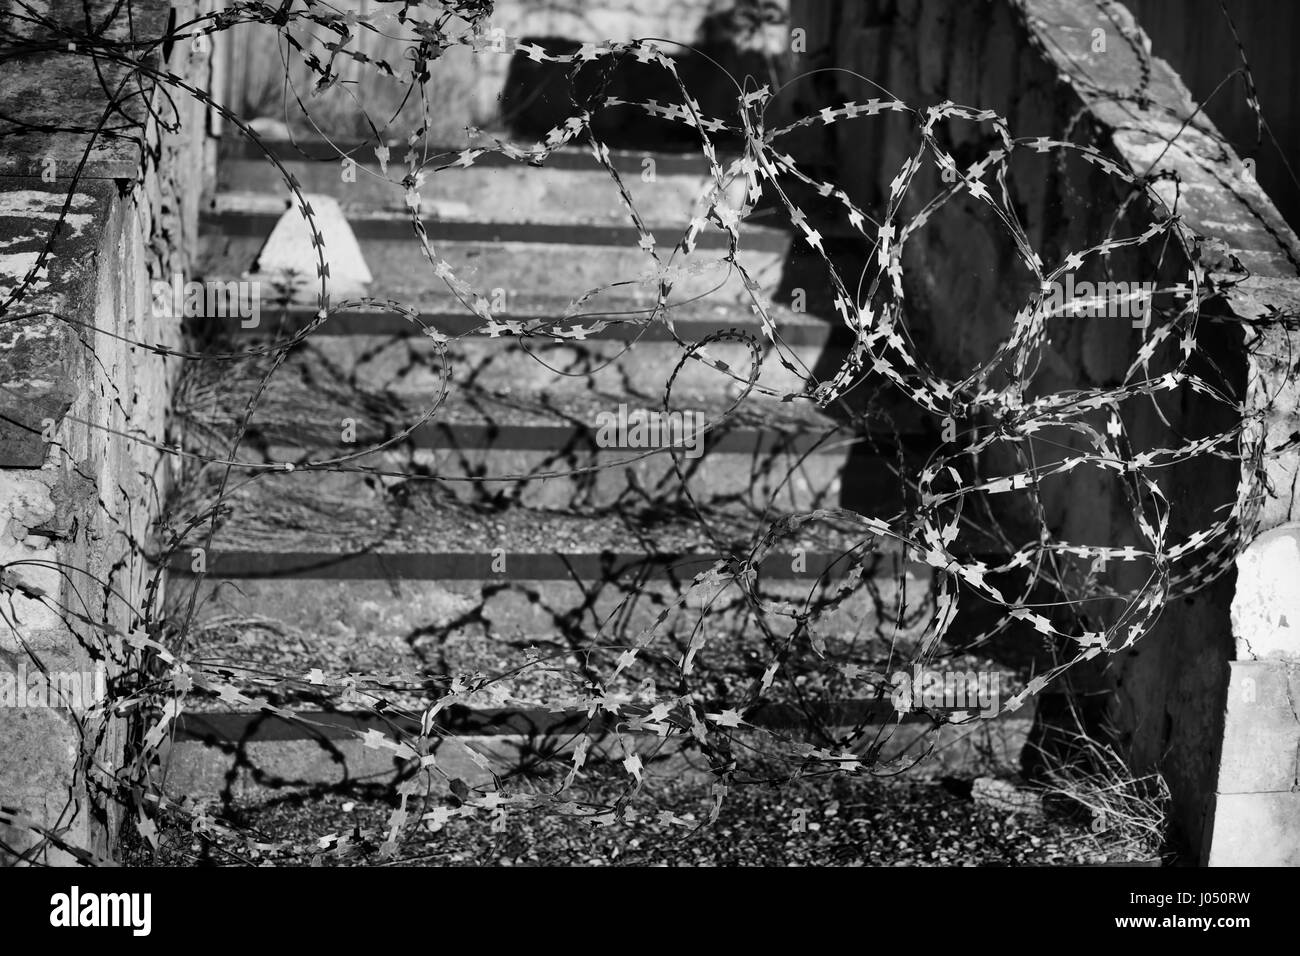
[123, 766, 1151, 867]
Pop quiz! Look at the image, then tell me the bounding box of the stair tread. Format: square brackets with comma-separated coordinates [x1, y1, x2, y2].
[197, 232, 787, 309]
[171, 476, 898, 569]
[216, 159, 735, 230]
[171, 537, 925, 700]
[171, 599, 913, 716]
[168, 571, 953, 724]
[177, 350, 869, 451]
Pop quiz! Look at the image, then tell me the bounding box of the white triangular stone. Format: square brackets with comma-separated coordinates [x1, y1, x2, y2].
[246, 194, 372, 300]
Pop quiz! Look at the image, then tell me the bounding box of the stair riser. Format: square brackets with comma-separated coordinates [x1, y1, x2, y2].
[201, 235, 788, 305]
[160, 734, 705, 798]
[218, 159, 728, 226]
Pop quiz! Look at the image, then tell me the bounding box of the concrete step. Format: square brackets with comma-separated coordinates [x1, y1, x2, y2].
[164, 135, 980, 806]
[187, 290, 837, 344]
[156, 728, 693, 797]
[214, 138, 846, 234]
[160, 477, 996, 684]
[216, 157, 737, 228]
[161, 432, 1012, 800]
[168, 548, 932, 699]
[158, 705, 1037, 799]
[167, 473, 906, 578]
[192, 208, 883, 367]
[196, 197, 796, 307]
[174, 352, 907, 509]
[186, 282, 844, 396]
[220, 320, 822, 398]
[156, 595, 1029, 799]
[203, 199, 792, 252]
[156, 477, 956, 798]
[159, 543, 1017, 799]
[305, 331, 821, 402]
[165, 598, 920, 718]
[158, 553, 1028, 798]
[159, 712, 1034, 801]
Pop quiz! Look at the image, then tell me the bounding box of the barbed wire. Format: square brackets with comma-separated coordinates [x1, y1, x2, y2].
[0, 0, 1293, 864]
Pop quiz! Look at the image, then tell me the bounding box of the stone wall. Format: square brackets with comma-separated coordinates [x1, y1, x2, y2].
[0, 0, 214, 863]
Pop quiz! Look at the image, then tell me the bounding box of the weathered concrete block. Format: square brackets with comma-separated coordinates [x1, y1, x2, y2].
[0, 181, 114, 466]
[1215, 659, 1300, 794]
[1206, 790, 1300, 866]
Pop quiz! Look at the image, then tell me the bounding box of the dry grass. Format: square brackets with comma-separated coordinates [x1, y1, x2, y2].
[1032, 716, 1170, 863]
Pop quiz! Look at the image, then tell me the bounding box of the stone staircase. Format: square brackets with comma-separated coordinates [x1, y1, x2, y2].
[157, 136, 1025, 807]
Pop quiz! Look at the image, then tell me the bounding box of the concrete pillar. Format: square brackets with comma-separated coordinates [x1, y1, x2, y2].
[1205, 526, 1300, 865]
